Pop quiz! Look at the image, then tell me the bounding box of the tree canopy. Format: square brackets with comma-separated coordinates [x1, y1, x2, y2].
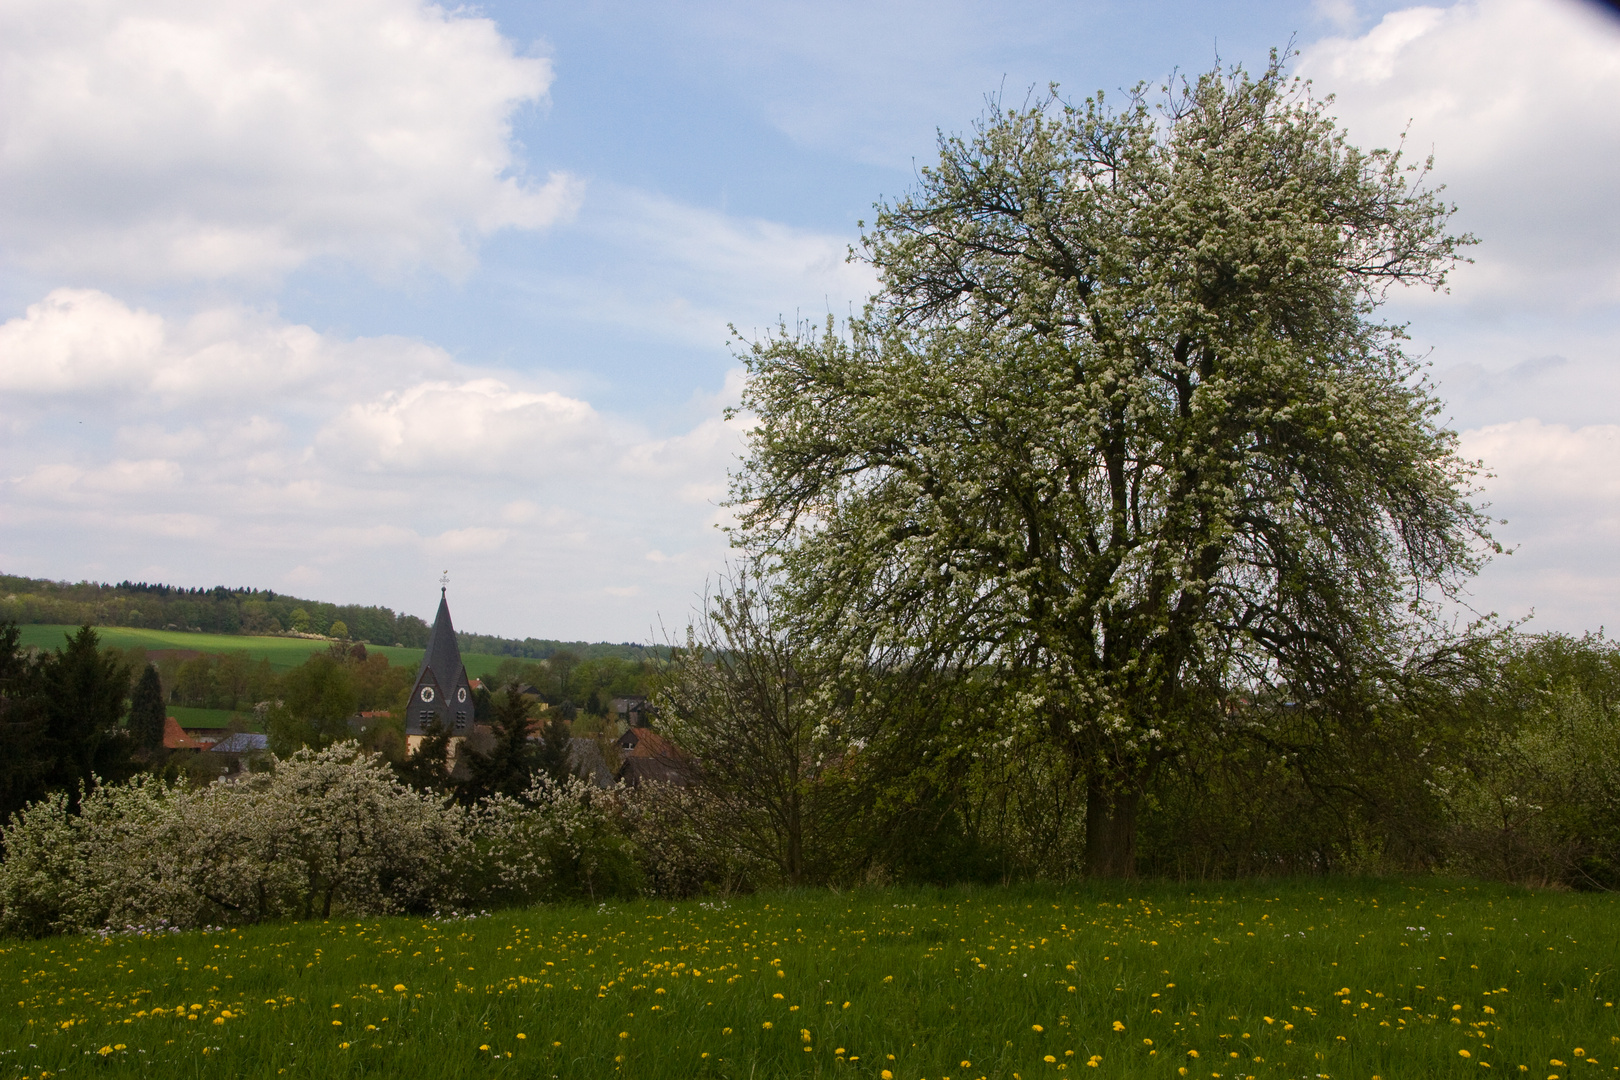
[730, 56, 1492, 875]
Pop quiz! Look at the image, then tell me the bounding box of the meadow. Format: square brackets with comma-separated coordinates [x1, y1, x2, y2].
[15, 625, 510, 679]
[2, 879, 1614, 1080]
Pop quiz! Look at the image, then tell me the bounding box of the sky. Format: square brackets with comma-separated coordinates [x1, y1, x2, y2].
[1, 0, 1617, 642]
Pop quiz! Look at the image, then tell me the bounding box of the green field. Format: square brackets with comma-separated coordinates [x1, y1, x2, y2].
[14, 625, 511, 679]
[166, 705, 254, 731]
[2, 879, 1615, 1079]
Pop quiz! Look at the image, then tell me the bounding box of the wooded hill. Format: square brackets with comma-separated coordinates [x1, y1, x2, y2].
[0, 573, 662, 662]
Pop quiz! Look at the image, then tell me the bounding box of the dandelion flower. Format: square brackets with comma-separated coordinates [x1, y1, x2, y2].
[1113, 1021, 1125, 1031]
[332, 1020, 342, 1027]
[1033, 1024, 1045, 1033]
[962, 1062, 972, 1069]
[763, 1022, 773, 1030]
[1461, 1050, 1472, 1058]
[393, 984, 406, 992]
[1188, 1050, 1199, 1058]
[339, 1042, 350, 1050]
[882, 1072, 894, 1080]
[516, 1033, 526, 1040]
[1045, 1055, 1058, 1063]
[479, 1044, 490, 1051]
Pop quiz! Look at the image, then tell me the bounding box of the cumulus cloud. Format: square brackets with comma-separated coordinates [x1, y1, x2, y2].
[0, 0, 579, 282]
[0, 287, 743, 639]
[1299, 0, 1620, 310]
[322, 379, 609, 473]
[0, 288, 459, 405]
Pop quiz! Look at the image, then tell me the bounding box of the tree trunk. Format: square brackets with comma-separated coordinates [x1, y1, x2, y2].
[1085, 774, 1141, 878]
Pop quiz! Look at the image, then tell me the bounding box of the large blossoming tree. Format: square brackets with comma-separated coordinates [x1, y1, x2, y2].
[729, 57, 1493, 876]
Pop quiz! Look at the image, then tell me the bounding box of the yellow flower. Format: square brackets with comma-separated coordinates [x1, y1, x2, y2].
[1113, 1021, 1125, 1031]
[763, 1022, 773, 1030]
[882, 1072, 894, 1080]
[1143, 1039, 1153, 1046]
[774, 993, 785, 999]
[479, 1044, 490, 1051]
[338, 1042, 350, 1049]
[393, 984, 406, 992]
[884, 976, 893, 983]
[961, 1062, 972, 1069]
[1188, 1050, 1199, 1058]
[96, 1046, 113, 1057]
[619, 1032, 629, 1039]
[1045, 1055, 1058, 1063]
[1178, 1069, 1188, 1077]
[1033, 1024, 1045, 1033]
[332, 1020, 342, 1026]
[723, 1027, 732, 1035]
[1460, 1050, 1472, 1058]
[516, 1033, 526, 1040]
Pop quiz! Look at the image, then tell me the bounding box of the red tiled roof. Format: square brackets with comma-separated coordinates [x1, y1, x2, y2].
[163, 716, 207, 750]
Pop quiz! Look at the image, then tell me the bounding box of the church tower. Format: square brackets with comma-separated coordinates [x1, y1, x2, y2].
[407, 584, 475, 736]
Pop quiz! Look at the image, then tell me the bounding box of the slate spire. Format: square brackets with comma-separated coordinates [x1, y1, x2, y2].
[407, 584, 475, 735]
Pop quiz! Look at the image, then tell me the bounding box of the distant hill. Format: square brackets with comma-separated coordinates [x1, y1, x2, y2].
[0, 573, 663, 662]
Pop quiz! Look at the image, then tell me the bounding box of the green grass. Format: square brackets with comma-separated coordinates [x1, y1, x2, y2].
[2, 878, 1616, 1079]
[166, 706, 253, 731]
[14, 624, 511, 679]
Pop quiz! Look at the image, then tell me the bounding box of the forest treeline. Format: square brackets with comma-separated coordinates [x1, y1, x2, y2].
[0, 572, 664, 662]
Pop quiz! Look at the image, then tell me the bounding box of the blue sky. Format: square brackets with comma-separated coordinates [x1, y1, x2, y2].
[1, 0, 1617, 640]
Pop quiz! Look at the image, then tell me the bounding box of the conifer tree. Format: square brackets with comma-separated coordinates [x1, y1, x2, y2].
[399, 717, 453, 793]
[129, 663, 167, 755]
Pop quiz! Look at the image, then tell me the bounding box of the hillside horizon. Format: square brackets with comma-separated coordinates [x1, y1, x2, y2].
[0, 572, 662, 662]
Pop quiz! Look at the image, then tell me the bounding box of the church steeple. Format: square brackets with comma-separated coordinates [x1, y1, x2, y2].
[407, 581, 474, 735]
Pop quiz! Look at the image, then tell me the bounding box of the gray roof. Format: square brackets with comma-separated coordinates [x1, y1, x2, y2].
[208, 732, 269, 754]
[416, 588, 469, 701]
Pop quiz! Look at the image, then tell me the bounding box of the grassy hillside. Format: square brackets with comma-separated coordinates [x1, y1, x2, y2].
[16, 624, 511, 679]
[2, 878, 1615, 1078]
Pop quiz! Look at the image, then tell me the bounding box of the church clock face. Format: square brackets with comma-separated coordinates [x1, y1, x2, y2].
[457, 687, 468, 703]
[420, 687, 435, 702]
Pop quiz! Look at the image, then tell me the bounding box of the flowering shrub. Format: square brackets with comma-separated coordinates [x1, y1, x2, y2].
[455, 775, 642, 907]
[0, 745, 711, 936]
[0, 744, 464, 936]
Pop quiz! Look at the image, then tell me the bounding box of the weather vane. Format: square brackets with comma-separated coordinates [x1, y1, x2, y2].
[440, 569, 449, 595]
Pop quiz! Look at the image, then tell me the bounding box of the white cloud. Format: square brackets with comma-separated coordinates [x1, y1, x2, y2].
[1299, 0, 1620, 310]
[0, 287, 457, 404]
[1458, 418, 1620, 631]
[321, 379, 608, 473]
[0, 0, 579, 282]
[529, 186, 879, 349]
[0, 287, 744, 639]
